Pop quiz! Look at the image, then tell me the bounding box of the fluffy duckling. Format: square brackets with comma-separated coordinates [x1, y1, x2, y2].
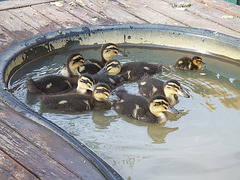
[138, 77, 190, 106]
[173, 56, 205, 70]
[27, 54, 85, 94]
[61, 54, 85, 77]
[77, 43, 127, 75]
[39, 83, 112, 112]
[27, 75, 76, 94]
[113, 89, 179, 123]
[63, 74, 95, 95]
[94, 59, 124, 89]
[120, 61, 163, 81]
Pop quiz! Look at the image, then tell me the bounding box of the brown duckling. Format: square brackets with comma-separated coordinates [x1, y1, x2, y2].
[113, 89, 179, 123]
[173, 56, 205, 70]
[60, 54, 85, 77]
[120, 61, 163, 82]
[39, 83, 112, 112]
[94, 59, 124, 89]
[78, 43, 127, 75]
[138, 77, 190, 106]
[63, 74, 95, 95]
[27, 54, 85, 94]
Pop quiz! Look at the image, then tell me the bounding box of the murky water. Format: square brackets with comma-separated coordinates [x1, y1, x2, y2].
[9, 46, 240, 180]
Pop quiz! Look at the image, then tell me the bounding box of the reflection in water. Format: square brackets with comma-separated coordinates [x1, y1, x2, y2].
[147, 124, 178, 144]
[9, 47, 240, 180]
[163, 68, 240, 111]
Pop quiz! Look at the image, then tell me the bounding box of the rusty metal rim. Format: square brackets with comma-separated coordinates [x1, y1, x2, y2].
[0, 24, 239, 179]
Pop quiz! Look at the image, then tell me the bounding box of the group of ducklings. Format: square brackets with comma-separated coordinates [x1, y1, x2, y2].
[27, 43, 205, 123]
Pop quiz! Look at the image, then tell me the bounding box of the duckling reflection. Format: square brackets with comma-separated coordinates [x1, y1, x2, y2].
[147, 124, 178, 144]
[92, 110, 117, 129]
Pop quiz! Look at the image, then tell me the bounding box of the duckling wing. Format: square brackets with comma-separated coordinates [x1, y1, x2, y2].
[120, 62, 162, 81]
[114, 90, 148, 119]
[27, 75, 74, 94]
[78, 63, 102, 75]
[174, 57, 191, 70]
[138, 77, 164, 98]
[93, 74, 124, 89]
[39, 94, 94, 112]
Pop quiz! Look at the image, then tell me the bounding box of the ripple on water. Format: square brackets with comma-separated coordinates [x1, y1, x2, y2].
[9, 46, 240, 180]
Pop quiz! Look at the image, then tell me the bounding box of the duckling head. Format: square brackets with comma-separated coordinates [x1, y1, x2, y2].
[164, 79, 190, 98]
[76, 74, 95, 94]
[98, 59, 121, 75]
[101, 43, 127, 61]
[67, 54, 85, 76]
[192, 56, 205, 70]
[149, 96, 179, 123]
[93, 83, 111, 102]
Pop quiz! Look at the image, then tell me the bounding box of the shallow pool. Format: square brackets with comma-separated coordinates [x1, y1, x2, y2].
[9, 46, 240, 180]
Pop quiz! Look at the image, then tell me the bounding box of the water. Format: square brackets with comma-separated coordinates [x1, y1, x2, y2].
[9, 46, 240, 180]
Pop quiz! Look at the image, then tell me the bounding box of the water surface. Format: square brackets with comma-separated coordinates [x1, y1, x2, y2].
[10, 46, 240, 180]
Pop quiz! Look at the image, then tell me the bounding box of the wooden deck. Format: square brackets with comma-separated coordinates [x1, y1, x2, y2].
[0, 0, 240, 179]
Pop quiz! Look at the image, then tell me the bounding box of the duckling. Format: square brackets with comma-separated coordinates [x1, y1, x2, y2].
[60, 54, 85, 77]
[173, 56, 205, 70]
[27, 75, 76, 94]
[63, 74, 95, 95]
[138, 77, 190, 106]
[93, 59, 124, 89]
[120, 61, 163, 81]
[113, 89, 179, 123]
[27, 54, 85, 94]
[39, 83, 112, 112]
[77, 43, 127, 75]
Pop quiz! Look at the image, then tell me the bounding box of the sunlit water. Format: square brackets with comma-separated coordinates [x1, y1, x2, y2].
[9, 46, 240, 180]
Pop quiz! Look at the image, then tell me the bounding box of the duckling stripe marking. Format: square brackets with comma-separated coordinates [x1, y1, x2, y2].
[93, 63, 102, 69]
[167, 82, 181, 90]
[46, 83, 53, 89]
[144, 66, 150, 71]
[133, 104, 140, 119]
[59, 100, 68, 104]
[65, 80, 72, 88]
[84, 100, 91, 110]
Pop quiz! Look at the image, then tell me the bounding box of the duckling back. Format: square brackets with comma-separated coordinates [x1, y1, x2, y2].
[138, 76, 164, 98]
[27, 75, 76, 94]
[39, 93, 94, 112]
[120, 62, 162, 81]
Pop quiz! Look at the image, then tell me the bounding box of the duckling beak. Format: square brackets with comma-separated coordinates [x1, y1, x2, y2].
[177, 88, 190, 98]
[167, 105, 179, 114]
[117, 49, 128, 57]
[97, 66, 108, 74]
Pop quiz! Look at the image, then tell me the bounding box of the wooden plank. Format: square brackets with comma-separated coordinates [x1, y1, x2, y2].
[196, 0, 240, 17]
[0, 0, 53, 11]
[0, 120, 81, 179]
[0, 101, 106, 180]
[84, 0, 146, 24]
[113, 0, 185, 26]
[8, 7, 63, 34]
[0, 11, 39, 42]
[31, 3, 87, 29]
[136, 0, 240, 38]
[163, 0, 240, 34]
[0, 149, 39, 180]
[62, 0, 118, 25]
[0, 27, 18, 54]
